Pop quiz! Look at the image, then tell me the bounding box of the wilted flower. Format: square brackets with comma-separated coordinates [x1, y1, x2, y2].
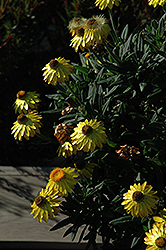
[68, 17, 87, 36]
[54, 123, 73, 144]
[83, 15, 110, 45]
[122, 182, 159, 218]
[115, 145, 141, 160]
[61, 104, 76, 116]
[46, 167, 79, 197]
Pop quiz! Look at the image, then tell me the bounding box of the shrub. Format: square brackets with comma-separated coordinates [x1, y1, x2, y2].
[11, 1, 166, 249]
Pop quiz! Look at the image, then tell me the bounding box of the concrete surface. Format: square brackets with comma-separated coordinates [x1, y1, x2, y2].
[0, 166, 102, 249]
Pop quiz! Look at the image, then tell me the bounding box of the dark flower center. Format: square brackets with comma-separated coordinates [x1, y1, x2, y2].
[17, 114, 28, 124]
[132, 191, 144, 203]
[155, 237, 166, 248]
[87, 18, 97, 28]
[76, 27, 84, 36]
[35, 196, 46, 207]
[17, 90, 26, 99]
[49, 59, 60, 69]
[82, 125, 93, 136]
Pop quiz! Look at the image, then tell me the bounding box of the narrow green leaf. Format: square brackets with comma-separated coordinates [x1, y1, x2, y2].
[130, 233, 143, 248]
[50, 217, 73, 231]
[121, 24, 129, 40]
[74, 65, 89, 75]
[109, 215, 131, 225]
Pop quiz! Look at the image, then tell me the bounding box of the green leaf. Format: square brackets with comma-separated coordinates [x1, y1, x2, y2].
[74, 65, 89, 75]
[109, 216, 131, 225]
[130, 232, 143, 248]
[78, 225, 88, 244]
[105, 85, 119, 97]
[50, 217, 73, 231]
[102, 96, 111, 115]
[121, 24, 129, 40]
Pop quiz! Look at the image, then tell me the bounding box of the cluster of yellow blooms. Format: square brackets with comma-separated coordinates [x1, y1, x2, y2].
[121, 182, 166, 249]
[11, 0, 166, 244]
[11, 90, 42, 141]
[68, 15, 111, 52]
[144, 209, 166, 249]
[95, 0, 166, 8]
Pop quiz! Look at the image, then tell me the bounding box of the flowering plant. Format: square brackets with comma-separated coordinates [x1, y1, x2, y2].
[11, 0, 166, 249]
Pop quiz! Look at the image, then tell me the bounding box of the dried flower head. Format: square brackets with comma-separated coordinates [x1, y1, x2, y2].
[61, 104, 76, 116]
[115, 145, 141, 160]
[54, 123, 73, 144]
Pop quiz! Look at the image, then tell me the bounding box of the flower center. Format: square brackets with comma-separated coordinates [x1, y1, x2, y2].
[17, 114, 28, 124]
[86, 18, 97, 28]
[17, 90, 26, 99]
[76, 27, 84, 36]
[82, 125, 93, 136]
[35, 196, 46, 207]
[155, 237, 166, 248]
[132, 191, 144, 203]
[50, 168, 65, 182]
[49, 59, 60, 69]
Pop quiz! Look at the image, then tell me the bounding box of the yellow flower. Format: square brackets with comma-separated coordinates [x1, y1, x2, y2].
[11, 111, 42, 141]
[144, 223, 166, 249]
[70, 27, 90, 52]
[42, 57, 73, 86]
[153, 208, 166, 224]
[95, 0, 121, 10]
[74, 162, 98, 178]
[13, 90, 40, 114]
[46, 167, 79, 197]
[148, 0, 166, 7]
[57, 142, 77, 158]
[68, 17, 87, 36]
[83, 15, 110, 45]
[30, 188, 61, 223]
[71, 119, 107, 152]
[121, 182, 159, 218]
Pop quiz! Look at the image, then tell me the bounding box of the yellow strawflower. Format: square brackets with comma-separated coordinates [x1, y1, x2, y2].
[121, 182, 159, 218]
[144, 223, 166, 249]
[11, 111, 42, 141]
[148, 0, 166, 7]
[30, 188, 61, 223]
[42, 57, 73, 86]
[46, 167, 79, 197]
[71, 119, 107, 152]
[95, 0, 121, 10]
[13, 90, 40, 114]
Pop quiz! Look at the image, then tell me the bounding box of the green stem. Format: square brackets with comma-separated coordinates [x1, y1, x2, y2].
[108, 9, 120, 44]
[109, 9, 116, 32]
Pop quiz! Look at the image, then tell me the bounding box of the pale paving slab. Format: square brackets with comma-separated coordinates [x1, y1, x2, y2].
[0, 166, 102, 249]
